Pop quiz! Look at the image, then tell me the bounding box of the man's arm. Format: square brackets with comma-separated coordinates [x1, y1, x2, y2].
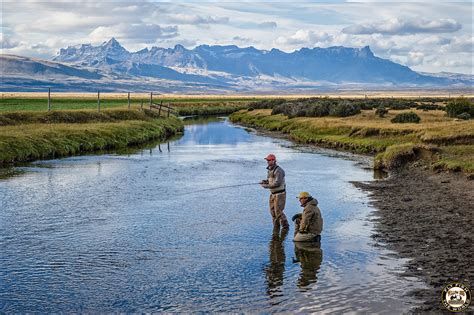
[299, 209, 314, 232]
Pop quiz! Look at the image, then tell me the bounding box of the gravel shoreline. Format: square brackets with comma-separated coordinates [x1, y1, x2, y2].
[354, 166, 473, 313]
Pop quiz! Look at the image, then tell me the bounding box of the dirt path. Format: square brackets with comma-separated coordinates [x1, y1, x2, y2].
[354, 166, 474, 312]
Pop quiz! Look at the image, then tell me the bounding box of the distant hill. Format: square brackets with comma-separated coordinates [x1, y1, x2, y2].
[1, 38, 472, 92]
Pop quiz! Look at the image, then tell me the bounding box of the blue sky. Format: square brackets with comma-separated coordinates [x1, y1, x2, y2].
[1, 1, 472, 74]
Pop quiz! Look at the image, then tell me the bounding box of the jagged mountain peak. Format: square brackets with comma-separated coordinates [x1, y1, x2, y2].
[44, 38, 473, 88]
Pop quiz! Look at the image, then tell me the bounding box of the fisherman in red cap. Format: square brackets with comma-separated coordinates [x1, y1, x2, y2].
[260, 154, 289, 231]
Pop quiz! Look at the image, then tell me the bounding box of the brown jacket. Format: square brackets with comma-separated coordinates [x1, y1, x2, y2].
[299, 198, 323, 235]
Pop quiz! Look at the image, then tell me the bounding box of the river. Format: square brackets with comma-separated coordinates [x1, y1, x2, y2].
[0, 117, 425, 313]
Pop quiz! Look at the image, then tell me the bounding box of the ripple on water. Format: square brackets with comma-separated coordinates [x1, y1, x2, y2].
[0, 118, 425, 313]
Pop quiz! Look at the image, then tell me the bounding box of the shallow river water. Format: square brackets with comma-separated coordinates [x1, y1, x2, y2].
[0, 117, 425, 313]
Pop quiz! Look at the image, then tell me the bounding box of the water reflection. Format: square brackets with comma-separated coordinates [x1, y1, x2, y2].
[293, 242, 323, 290]
[264, 228, 288, 300]
[181, 116, 225, 125]
[157, 142, 170, 153]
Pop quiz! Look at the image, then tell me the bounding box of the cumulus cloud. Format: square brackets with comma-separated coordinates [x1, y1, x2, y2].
[0, 34, 20, 49]
[342, 18, 462, 35]
[89, 23, 178, 44]
[445, 35, 474, 53]
[165, 13, 229, 25]
[157, 38, 197, 49]
[258, 21, 277, 29]
[233, 36, 252, 42]
[275, 30, 332, 46]
[405, 51, 425, 66]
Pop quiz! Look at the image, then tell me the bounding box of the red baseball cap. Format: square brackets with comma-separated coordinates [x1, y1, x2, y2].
[264, 154, 276, 161]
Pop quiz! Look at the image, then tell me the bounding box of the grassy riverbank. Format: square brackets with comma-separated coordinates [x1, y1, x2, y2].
[0, 109, 183, 164]
[230, 109, 474, 174]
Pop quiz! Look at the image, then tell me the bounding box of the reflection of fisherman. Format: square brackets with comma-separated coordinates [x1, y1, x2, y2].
[292, 192, 323, 242]
[260, 154, 289, 230]
[264, 229, 288, 297]
[293, 241, 323, 288]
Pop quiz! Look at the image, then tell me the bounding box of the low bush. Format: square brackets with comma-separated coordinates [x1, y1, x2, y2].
[375, 105, 388, 118]
[329, 101, 361, 117]
[417, 103, 441, 111]
[391, 112, 421, 123]
[457, 112, 471, 120]
[445, 97, 474, 118]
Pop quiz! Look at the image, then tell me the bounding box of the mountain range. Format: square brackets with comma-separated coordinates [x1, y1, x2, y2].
[1, 38, 472, 92]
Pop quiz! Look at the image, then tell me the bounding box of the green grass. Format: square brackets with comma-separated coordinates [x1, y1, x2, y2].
[0, 110, 183, 164]
[0, 109, 165, 126]
[432, 145, 474, 173]
[0, 97, 257, 112]
[230, 109, 474, 174]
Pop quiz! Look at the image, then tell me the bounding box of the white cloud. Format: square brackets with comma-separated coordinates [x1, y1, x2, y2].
[233, 36, 252, 42]
[258, 21, 277, 29]
[165, 13, 229, 25]
[275, 30, 332, 46]
[0, 34, 19, 49]
[343, 18, 461, 35]
[89, 24, 178, 44]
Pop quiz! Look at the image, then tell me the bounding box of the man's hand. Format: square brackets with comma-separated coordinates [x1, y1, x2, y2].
[259, 180, 269, 188]
[292, 213, 302, 222]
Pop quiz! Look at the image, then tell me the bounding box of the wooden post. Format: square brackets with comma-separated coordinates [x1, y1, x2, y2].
[150, 92, 152, 110]
[158, 100, 162, 116]
[128, 92, 131, 110]
[97, 91, 100, 112]
[48, 88, 51, 112]
[141, 100, 143, 111]
[167, 103, 170, 117]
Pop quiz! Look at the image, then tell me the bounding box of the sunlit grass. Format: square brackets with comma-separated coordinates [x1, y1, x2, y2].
[230, 109, 474, 174]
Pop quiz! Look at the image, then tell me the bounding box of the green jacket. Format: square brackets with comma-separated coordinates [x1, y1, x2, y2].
[299, 198, 323, 235]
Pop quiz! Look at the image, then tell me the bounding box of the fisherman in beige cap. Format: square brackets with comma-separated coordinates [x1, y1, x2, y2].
[292, 192, 323, 242]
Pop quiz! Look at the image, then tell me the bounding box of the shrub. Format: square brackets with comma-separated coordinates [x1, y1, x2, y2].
[457, 112, 471, 120]
[383, 99, 415, 110]
[445, 97, 474, 117]
[375, 105, 388, 118]
[329, 101, 361, 117]
[250, 99, 286, 109]
[391, 112, 421, 123]
[271, 102, 293, 116]
[306, 103, 330, 117]
[417, 103, 440, 111]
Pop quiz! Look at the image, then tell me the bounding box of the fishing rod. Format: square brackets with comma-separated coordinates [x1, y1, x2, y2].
[175, 182, 262, 197]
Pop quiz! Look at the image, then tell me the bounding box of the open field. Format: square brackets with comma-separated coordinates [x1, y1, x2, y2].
[230, 109, 474, 174]
[2, 93, 472, 114]
[0, 97, 254, 112]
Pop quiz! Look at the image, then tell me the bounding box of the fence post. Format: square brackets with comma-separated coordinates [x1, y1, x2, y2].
[167, 103, 170, 117]
[158, 100, 162, 116]
[141, 100, 143, 111]
[150, 92, 152, 110]
[97, 91, 100, 112]
[128, 92, 131, 110]
[48, 88, 51, 112]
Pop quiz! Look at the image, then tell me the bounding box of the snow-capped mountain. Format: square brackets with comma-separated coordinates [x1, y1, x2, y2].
[1, 38, 472, 92]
